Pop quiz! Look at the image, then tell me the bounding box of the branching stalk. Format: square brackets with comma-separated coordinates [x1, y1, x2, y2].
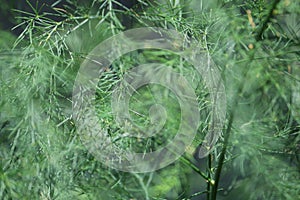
[255, 0, 282, 41]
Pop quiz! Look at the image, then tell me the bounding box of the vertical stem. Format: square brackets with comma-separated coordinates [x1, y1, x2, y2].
[255, 0, 282, 41]
[210, 50, 256, 200]
[210, 111, 234, 200]
[133, 173, 150, 200]
[207, 153, 212, 200]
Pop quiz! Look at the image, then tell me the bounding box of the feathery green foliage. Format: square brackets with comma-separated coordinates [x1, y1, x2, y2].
[0, 0, 299, 199]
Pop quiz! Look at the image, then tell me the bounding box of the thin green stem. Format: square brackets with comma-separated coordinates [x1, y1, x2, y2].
[210, 111, 234, 200]
[255, 0, 282, 41]
[133, 173, 150, 200]
[210, 48, 257, 200]
[180, 156, 209, 181]
[207, 153, 212, 200]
